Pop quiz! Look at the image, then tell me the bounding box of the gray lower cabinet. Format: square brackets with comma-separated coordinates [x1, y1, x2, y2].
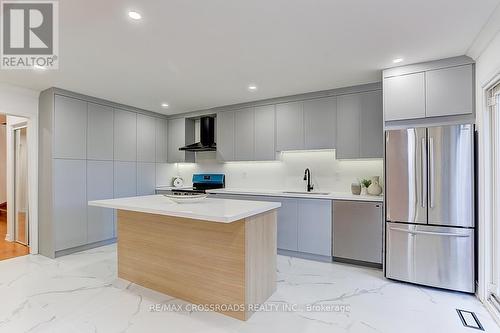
[54, 159, 87, 251]
[87, 103, 114, 160]
[333, 200, 383, 264]
[114, 161, 137, 198]
[87, 160, 114, 243]
[209, 193, 332, 257]
[297, 199, 332, 256]
[137, 114, 156, 162]
[114, 109, 137, 161]
[167, 118, 195, 163]
[303, 97, 337, 149]
[276, 102, 304, 151]
[137, 162, 156, 195]
[254, 105, 276, 160]
[54, 95, 87, 159]
[383, 72, 426, 121]
[425, 64, 473, 117]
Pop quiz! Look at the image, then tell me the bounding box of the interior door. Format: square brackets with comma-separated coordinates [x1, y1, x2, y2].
[14, 127, 29, 245]
[386, 128, 427, 224]
[427, 124, 474, 227]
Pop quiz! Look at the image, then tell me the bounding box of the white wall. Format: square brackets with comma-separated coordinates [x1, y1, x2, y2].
[159, 150, 383, 193]
[467, 5, 500, 304]
[0, 83, 39, 252]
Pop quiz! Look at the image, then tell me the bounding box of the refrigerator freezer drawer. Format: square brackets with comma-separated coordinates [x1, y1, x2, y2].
[386, 222, 474, 293]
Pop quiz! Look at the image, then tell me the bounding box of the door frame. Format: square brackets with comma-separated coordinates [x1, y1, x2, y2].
[477, 69, 500, 324]
[4, 115, 38, 255]
[12, 123, 29, 246]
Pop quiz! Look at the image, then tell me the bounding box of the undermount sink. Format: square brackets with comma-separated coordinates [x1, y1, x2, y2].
[282, 191, 330, 195]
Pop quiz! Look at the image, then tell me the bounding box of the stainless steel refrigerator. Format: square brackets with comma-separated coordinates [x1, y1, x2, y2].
[385, 124, 475, 293]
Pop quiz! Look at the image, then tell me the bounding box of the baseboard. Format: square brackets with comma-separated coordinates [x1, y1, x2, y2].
[55, 238, 117, 257]
[332, 256, 383, 269]
[4, 233, 12, 242]
[277, 249, 333, 263]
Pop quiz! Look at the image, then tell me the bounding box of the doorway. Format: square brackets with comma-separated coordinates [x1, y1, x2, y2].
[0, 114, 29, 260]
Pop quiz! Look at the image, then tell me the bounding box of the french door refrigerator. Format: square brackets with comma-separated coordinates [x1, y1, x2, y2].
[385, 124, 475, 293]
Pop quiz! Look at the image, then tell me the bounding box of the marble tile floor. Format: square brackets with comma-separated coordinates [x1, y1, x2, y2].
[0, 244, 498, 333]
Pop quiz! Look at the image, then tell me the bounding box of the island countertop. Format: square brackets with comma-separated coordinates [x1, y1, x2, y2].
[88, 195, 281, 223]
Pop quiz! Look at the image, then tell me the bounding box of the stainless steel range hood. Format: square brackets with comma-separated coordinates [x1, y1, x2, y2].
[179, 116, 216, 152]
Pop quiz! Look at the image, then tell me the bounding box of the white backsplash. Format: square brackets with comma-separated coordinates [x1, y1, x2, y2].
[160, 150, 383, 193]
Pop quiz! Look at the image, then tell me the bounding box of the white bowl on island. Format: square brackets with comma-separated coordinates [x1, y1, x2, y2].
[163, 193, 208, 203]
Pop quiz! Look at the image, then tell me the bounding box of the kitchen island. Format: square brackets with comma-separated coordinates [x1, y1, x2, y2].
[89, 195, 280, 320]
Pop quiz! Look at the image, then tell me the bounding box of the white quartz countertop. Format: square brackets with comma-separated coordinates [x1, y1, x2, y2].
[88, 195, 281, 223]
[206, 188, 384, 202]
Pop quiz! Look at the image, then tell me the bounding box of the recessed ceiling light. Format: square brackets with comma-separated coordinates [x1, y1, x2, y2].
[128, 11, 142, 20]
[161, 103, 169, 108]
[248, 84, 258, 91]
[393, 58, 404, 64]
[33, 64, 47, 70]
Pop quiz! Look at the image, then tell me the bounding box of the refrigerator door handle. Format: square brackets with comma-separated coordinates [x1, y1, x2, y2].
[421, 138, 427, 208]
[429, 137, 435, 208]
[388, 226, 469, 238]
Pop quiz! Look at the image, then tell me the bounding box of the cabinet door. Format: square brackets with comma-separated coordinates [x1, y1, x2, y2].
[276, 197, 298, 251]
[254, 105, 276, 160]
[426, 65, 473, 117]
[114, 161, 137, 198]
[54, 95, 87, 159]
[234, 109, 254, 161]
[114, 109, 137, 161]
[359, 91, 383, 158]
[383, 73, 426, 121]
[336, 93, 361, 159]
[155, 118, 167, 163]
[87, 103, 113, 160]
[297, 199, 332, 256]
[137, 114, 156, 162]
[216, 111, 235, 161]
[87, 161, 114, 243]
[137, 162, 156, 195]
[334, 201, 383, 263]
[54, 159, 87, 250]
[304, 97, 336, 149]
[276, 102, 304, 151]
[167, 118, 194, 163]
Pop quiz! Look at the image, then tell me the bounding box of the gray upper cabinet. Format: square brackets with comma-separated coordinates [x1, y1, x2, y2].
[337, 90, 383, 159]
[297, 199, 332, 256]
[254, 105, 276, 161]
[137, 162, 156, 195]
[425, 65, 473, 117]
[114, 109, 137, 161]
[137, 114, 156, 162]
[360, 91, 384, 158]
[276, 102, 304, 151]
[216, 111, 235, 161]
[303, 97, 337, 149]
[54, 95, 87, 159]
[87, 103, 113, 160]
[383, 72, 426, 121]
[155, 118, 167, 163]
[87, 160, 114, 243]
[167, 118, 195, 163]
[336, 93, 361, 159]
[54, 159, 87, 251]
[114, 161, 137, 198]
[234, 109, 255, 161]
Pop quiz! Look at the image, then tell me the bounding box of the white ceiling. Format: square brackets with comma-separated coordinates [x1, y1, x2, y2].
[1, 0, 499, 114]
